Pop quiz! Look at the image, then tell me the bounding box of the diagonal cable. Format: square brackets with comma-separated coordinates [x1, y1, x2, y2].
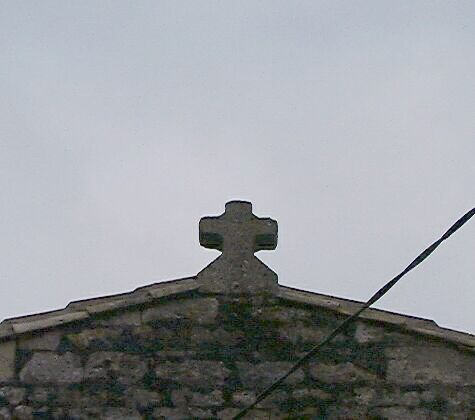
[234, 207, 475, 419]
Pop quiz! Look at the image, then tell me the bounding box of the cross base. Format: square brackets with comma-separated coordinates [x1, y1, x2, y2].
[197, 255, 278, 295]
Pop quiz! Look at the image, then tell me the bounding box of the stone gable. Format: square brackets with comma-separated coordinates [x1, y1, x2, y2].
[0, 201, 473, 419]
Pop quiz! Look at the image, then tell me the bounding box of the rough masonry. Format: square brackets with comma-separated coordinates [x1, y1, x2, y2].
[0, 201, 473, 419]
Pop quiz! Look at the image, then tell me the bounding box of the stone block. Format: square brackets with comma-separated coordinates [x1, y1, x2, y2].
[27, 387, 49, 404]
[189, 326, 242, 346]
[171, 387, 224, 408]
[308, 362, 377, 384]
[255, 390, 288, 409]
[354, 322, 386, 344]
[375, 388, 433, 408]
[217, 408, 241, 419]
[254, 305, 311, 323]
[190, 389, 224, 407]
[278, 322, 341, 344]
[101, 407, 142, 420]
[154, 360, 230, 391]
[219, 408, 283, 420]
[0, 340, 15, 383]
[18, 331, 61, 351]
[352, 387, 376, 405]
[151, 407, 189, 419]
[94, 310, 142, 327]
[142, 297, 219, 325]
[232, 390, 256, 406]
[236, 362, 304, 390]
[12, 311, 88, 334]
[291, 387, 333, 401]
[11, 405, 33, 420]
[84, 352, 147, 385]
[0, 407, 10, 420]
[325, 404, 369, 419]
[67, 328, 122, 350]
[124, 388, 162, 410]
[0, 386, 25, 405]
[68, 406, 101, 419]
[385, 345, 475, 385]
[19, 352, 83, 384]
[369, 406, 436, 419]
[146, 278, 199, 299]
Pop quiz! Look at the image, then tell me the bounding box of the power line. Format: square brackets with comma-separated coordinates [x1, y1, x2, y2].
[234, 207, 475, 419]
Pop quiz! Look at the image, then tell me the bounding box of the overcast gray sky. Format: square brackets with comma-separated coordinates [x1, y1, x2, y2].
[1, 1, 474, 333]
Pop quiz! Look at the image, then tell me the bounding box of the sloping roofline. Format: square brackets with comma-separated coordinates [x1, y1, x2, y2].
[1, 277, 474, 351]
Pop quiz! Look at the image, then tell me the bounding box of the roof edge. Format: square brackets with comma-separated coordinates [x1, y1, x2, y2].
[1, 279, 473, 350]
[278, 285, 475, 350]
[0, 277, 199, 340]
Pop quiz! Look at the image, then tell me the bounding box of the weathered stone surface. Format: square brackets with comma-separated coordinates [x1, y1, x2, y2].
[67, 406, 141, 419]
[132, 324, 178, 350]
[369, 406, 440, 419]
[11, 312, 88, 335]
[67, 328, 122, 350]
[11, 405, 33, 420]
[386, 345, 475, 385]
[354, 322, 386, 344]
[297, 407, 323, 417]
[101, 407, 141, 420]
[187, 408, 214, 419]
[232, 390, 256, 406]
[278, 322, 340, 344]
[124, 388, 162, 410]
[198, 254, 278, 295]
[291, 387, 333, 401]
[0, 407, 10, 420]
[151, 407, 189, 419]
[325, 404, 369, 419]
[31, 406, 49, 416]
[308, 362, 377, 383]
[0, 340, 15, 382]
[255, 390, 288, 409]
[255, 305, 311, 323]
[0, 386, 25, 405]
[18, 331, 61, 351]
[232, 390, 289, 409]
[170, 388, 191, 407]
[142, 298, 219, 325]
[170, 387, 224, 407]
[442, 386, 475, 412]
[190, 327, 241, 346]
[51, 407, 67, 419]
[155, 360, 230, 390]
[190, 389, 224, 407]
[217, 408, 241, 419]
[84, 352, 147, 385]
[59, 386, 129, 409]
[219, 408, 283, 420]
[19, 352, 83, 384]
[352, 387, 376, 405]
[94, 310, 142, 327]
[68, 407, 101, 419]
[373, 388, 431, 407]
[155, 350, 197, 359]
[27, 387, 49, 404]
[236, 362, 304, 390]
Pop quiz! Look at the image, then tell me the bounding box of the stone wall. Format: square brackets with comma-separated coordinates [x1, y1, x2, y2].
[0, 292, 474, 419]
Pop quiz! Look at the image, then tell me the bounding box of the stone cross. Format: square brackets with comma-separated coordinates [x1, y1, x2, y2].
[197, 201, 279, 295]
[199, 201, 278, 256]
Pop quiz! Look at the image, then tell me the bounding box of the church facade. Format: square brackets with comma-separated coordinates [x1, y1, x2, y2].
[0, 201, 473, 419]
